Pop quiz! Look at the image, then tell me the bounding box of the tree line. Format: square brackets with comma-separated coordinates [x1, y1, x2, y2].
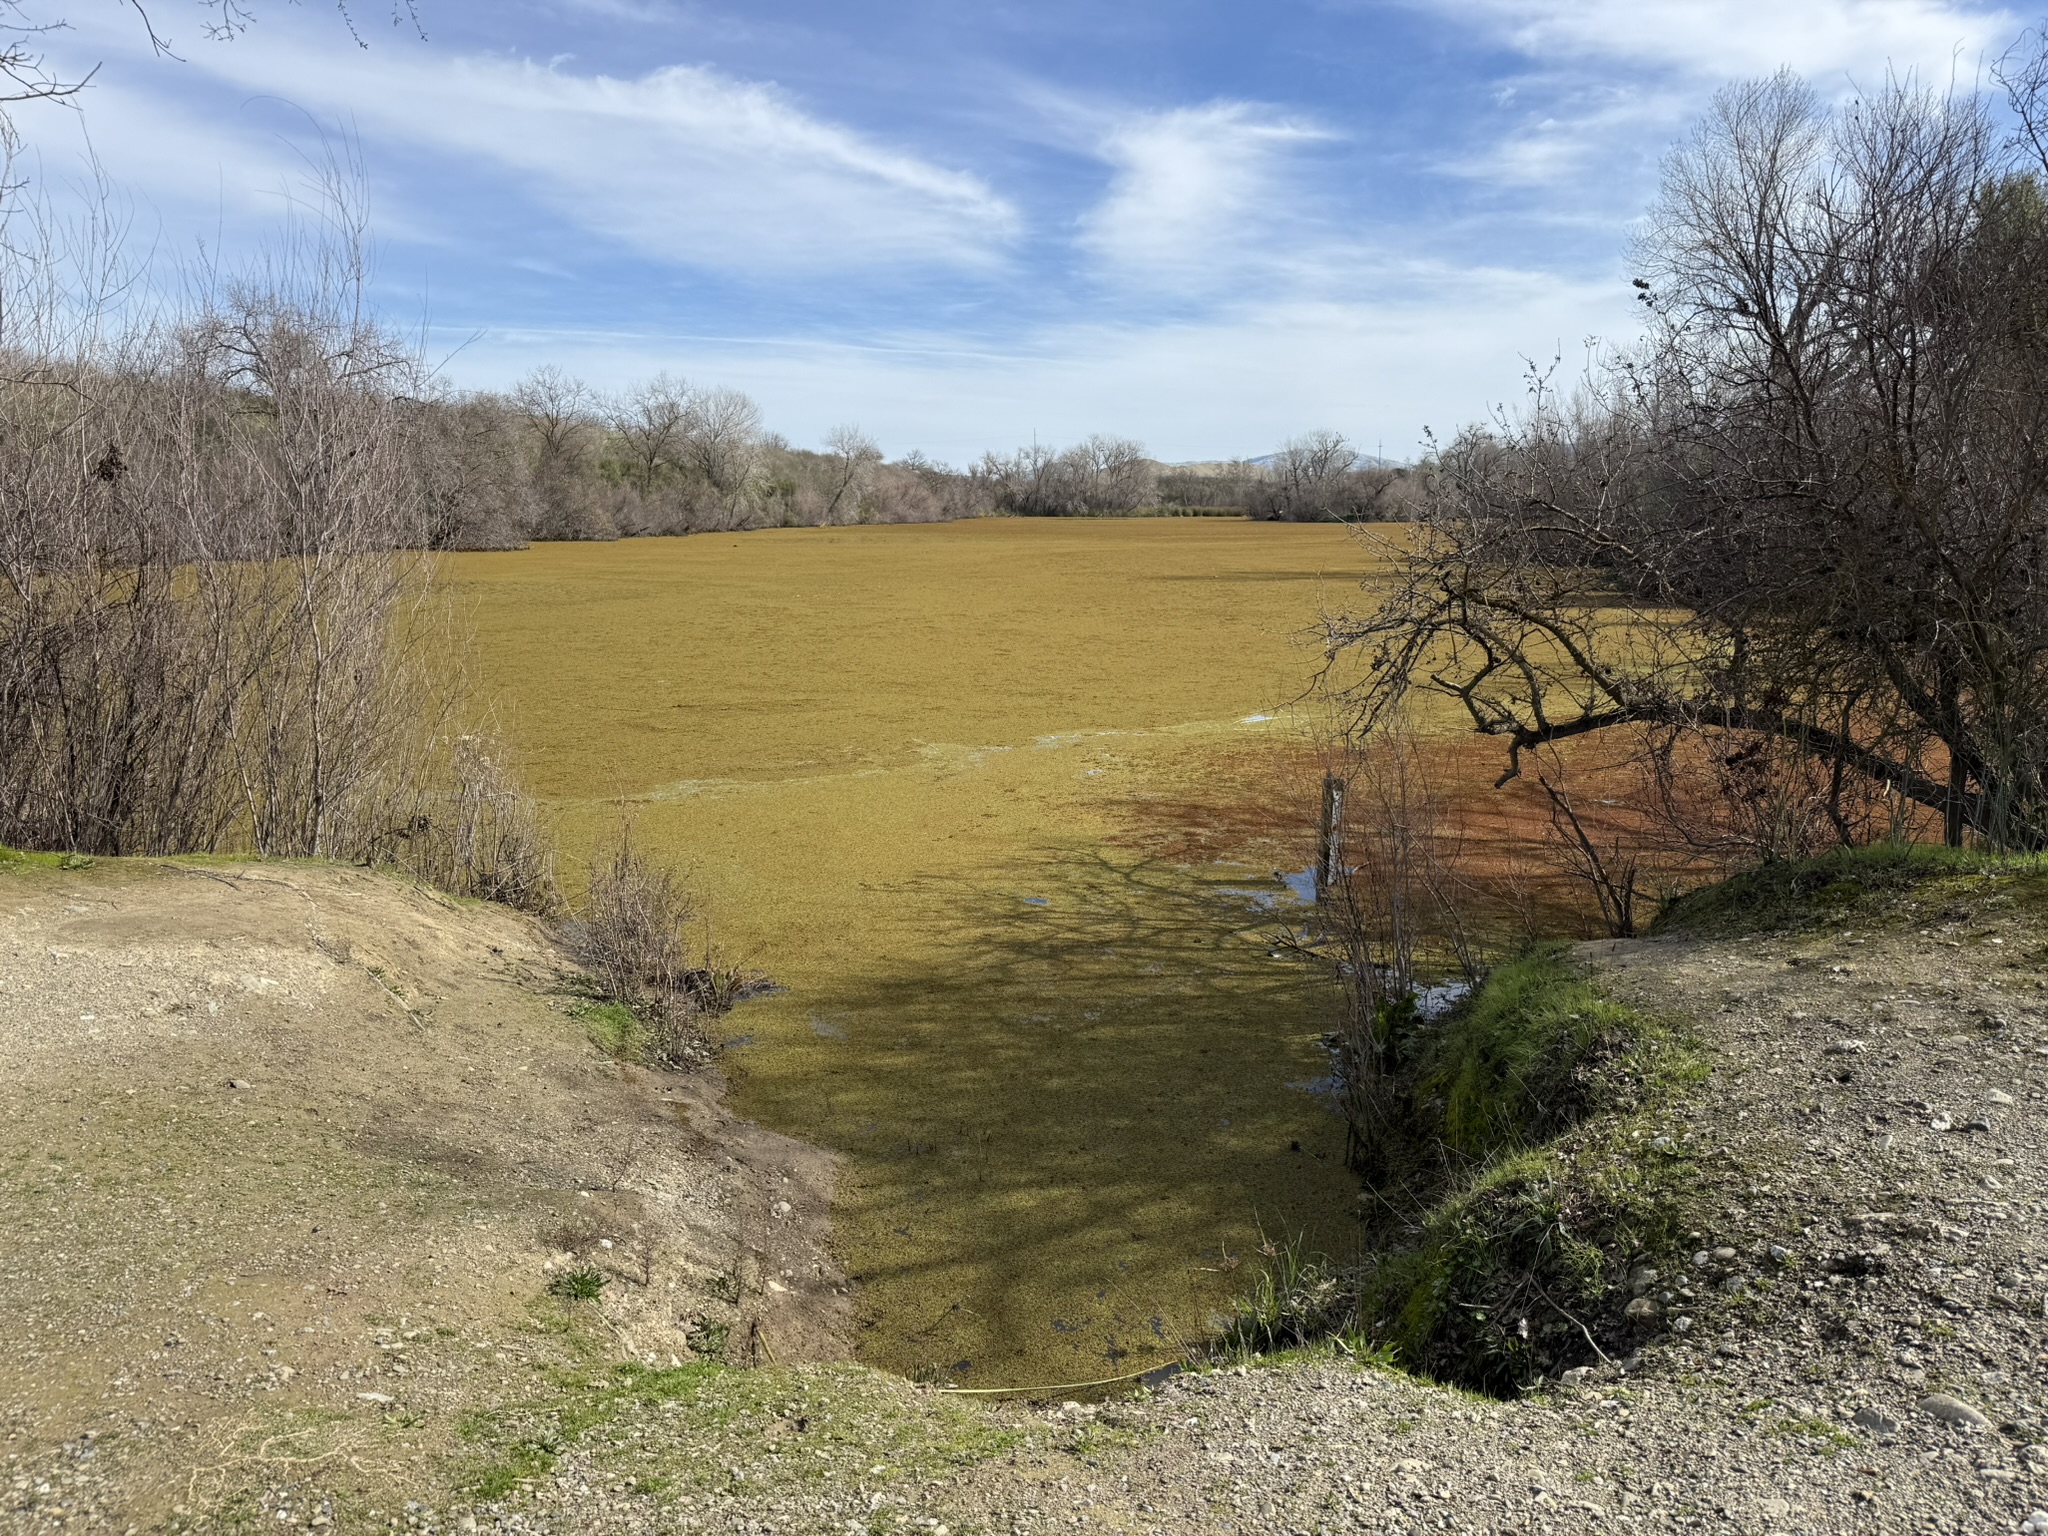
[423, 368, 982, 547]
[421, 379, 1423, 546]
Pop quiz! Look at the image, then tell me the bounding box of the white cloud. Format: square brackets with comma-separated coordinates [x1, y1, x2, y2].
[1435, 0, 2016, 86]
[1077, 102, 1335, 293]
[1418, 0, 2017, 189]
[43, 17, 1018, 277]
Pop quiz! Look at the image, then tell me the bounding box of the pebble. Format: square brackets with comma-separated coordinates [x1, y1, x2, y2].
[1624, 1297, 1662, 1323]
[1853, 1406, 1900, 1435]
[1915, 1394, 1991, 1431]
[1990, 1089, 2016, 1106]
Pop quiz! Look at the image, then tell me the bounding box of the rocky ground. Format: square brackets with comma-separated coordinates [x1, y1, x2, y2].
[7, 858, 2048, 1534]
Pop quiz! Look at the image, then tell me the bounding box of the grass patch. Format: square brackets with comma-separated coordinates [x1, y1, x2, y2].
[0, 844, 92, 871]
[1216, 1233, 1350, 1360]
[1357, 1117, 1696, 1397]
[455, 1360, 1023, 1508]
[1338, 945, 1704, 1397]
[568, 998, 640, 1058]
[1421, 943, 1682, 1163]
[1651, 842, 2048, 937]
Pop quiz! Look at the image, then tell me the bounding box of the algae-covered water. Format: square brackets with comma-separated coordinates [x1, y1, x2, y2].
[450, 518, 1383, 1389]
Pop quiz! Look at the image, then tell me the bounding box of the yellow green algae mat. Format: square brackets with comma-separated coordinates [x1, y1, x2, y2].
[449, 518, 1383, 1390]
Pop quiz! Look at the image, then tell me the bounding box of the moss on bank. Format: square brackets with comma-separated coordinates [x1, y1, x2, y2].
[1651, 842, 2048, 936]
[1340, 945, 1704, 1396]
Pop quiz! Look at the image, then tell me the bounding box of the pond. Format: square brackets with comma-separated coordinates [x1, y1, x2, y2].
[452, 517, 1387, 1389]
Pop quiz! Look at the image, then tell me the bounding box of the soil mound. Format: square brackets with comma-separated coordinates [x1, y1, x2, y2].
[0, 858, 845, 1528]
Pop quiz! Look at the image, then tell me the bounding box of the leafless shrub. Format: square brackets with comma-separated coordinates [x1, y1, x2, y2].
[374, 733, 560, 913]
[1314, 731, 1479, 1173]
[575, 824, 761, 1069]
[1531, 750, 1644, 939]
[0, 161, 465, 860]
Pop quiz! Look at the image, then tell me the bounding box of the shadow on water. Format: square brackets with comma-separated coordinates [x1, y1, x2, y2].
[722, 844, 1360, 1390]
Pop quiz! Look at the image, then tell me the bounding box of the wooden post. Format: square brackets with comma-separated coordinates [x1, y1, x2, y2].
[1317, 772, 1345, 898]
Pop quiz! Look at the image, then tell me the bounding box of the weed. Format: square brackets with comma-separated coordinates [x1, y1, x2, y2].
[547, 1267, 608, 1302]
[685, 1319, 730, 1360]
[1217, 1232, 1351, 1359]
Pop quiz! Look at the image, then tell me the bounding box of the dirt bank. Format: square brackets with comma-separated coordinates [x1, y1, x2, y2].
[0, 858, 846, 1529]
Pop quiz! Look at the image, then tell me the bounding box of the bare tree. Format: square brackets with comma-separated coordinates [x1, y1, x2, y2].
[609, 372, 694, 493]
[1331, 57, 2048, 852]
[1071, 433, 1153, 512]
[821, 423, 881, 524]
[510, 365, 612, 538]
[1271, 430, 1355, 519]
[680, 386, 763, 528]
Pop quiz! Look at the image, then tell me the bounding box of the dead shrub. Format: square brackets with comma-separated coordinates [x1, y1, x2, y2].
[574, 824, 760, 1069]
[374, 733, 560, 914]
[1313, 730, 1480, 1175]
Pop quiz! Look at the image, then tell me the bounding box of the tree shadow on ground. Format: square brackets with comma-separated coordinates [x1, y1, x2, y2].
[723, 843, 1361, 1390]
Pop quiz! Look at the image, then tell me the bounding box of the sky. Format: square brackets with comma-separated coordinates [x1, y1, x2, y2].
[9, 0, 2026, 462]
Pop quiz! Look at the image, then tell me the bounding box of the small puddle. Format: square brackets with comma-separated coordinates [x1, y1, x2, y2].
[1217, 865, 1319, 910]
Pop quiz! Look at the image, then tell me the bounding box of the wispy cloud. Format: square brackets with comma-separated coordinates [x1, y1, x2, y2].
[1076, 102, 1336, 294]
[54, 18, 1018, 277]
[1417, 0, 2017, 188]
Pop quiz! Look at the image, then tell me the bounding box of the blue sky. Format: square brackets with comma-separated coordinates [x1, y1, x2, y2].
[15, 0, 2023, 461]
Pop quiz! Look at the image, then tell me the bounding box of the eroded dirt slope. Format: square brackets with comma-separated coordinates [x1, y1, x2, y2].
[0, 859, 846, 1530]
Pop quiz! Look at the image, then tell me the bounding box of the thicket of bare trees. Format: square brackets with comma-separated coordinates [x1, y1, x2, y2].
[418, 371, 985, 547]
[0, 186, 478, 867]
[974, 434, 1154, 516]
[1156, 434, 1421, 521]
[1332, 49, 2048, 856]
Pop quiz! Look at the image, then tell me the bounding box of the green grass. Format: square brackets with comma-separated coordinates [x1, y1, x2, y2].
[455, 1360, 1024, 1508]
[0, 844, 92, 871]
[1422, 943, 1682, 1163]
[568, 999, 640, 1057]
[546, 1266, 609, 1302]
[1651, 842, 2048, 936]
[1216, 1233, 1350, 1360]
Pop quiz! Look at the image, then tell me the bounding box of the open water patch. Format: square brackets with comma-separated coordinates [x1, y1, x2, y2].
[1217, 865, 1319, 910]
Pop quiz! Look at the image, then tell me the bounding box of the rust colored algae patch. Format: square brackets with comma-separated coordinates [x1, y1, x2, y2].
[448, 518, 1382, 1388]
